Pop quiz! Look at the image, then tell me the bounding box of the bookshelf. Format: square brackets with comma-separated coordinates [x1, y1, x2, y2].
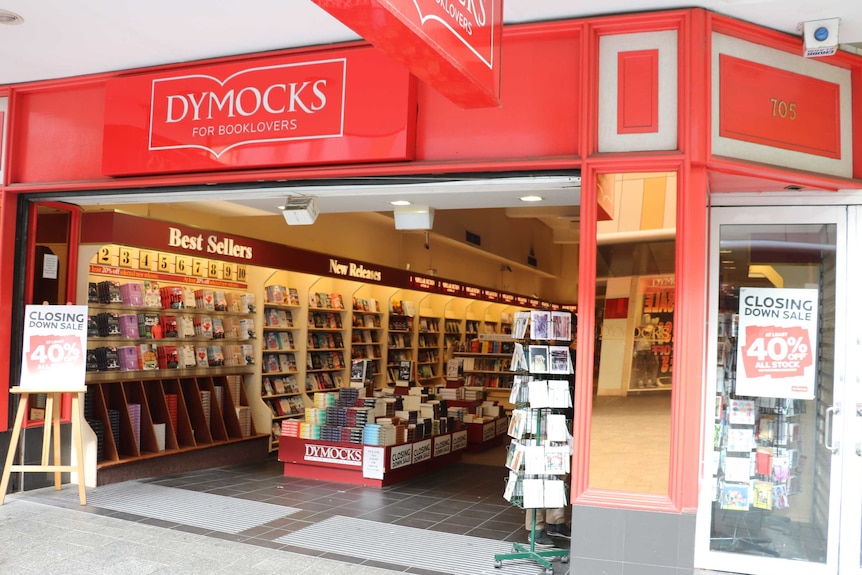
[351, 302, 384, 389]
[306, 283, 349, 398]
[261, 285, 305, 450]
[83, 257, 262, 468]
[386, 291, 416, 384]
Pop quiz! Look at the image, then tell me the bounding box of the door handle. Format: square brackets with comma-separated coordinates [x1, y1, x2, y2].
[825, 405, 840, 454]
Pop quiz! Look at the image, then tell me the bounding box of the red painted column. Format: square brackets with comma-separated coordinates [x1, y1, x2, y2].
[0, 190, 19, 431]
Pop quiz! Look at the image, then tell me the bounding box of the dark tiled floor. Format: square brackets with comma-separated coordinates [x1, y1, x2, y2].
[142, 450, 544, 547]
[21, 445, 572, 574]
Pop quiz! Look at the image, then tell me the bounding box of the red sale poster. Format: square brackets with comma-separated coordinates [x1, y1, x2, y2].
[21, 305, 89, 390]
[736, 287, 818, 400]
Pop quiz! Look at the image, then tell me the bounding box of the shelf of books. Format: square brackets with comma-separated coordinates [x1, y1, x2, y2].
[351, 297, 384, 390]
[306, 281, 350, 399]
[416, 296, 443, 386]
[81, 244, 264, 471]
[496, 309, 574, 572]
[262, 283, 305, 450]
[386, 293, 416, 385]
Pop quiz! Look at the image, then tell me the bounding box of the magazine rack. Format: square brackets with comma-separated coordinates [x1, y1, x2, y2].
[494, 310, 573, 574]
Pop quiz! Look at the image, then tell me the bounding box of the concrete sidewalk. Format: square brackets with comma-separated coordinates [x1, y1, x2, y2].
[0, 495, 407, 575]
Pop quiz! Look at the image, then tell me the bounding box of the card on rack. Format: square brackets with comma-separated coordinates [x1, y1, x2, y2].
[548, 346, 573, 374]
[551, 311, 572, 341]
[727, 398, 756, 425]
[720, 482, 751, 511]
[547, 380, 572, 408]
[752, 481, 773, 510]
[544, 479, 567, 508]
[503, 470, 519, 503]
[528, 345, 549, 374]
[545, 413, 569, 442]
[511, 343, 528, 371]
[524, 445, 546, 475]
[543, 445, 570, 475]
[522, 479, 544, 509]
[529, 310, 550, 340]
[723, 455, 752, 483]
[726, 427, 754, 452]
[527, 380, 550, 408]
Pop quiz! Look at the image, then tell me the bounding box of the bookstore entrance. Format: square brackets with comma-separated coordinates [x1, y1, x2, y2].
[695, 201, 862, 575]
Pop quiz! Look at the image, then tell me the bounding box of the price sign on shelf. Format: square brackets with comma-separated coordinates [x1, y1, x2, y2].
[736, 287, 818, 400]
[21, 305, 88, 390]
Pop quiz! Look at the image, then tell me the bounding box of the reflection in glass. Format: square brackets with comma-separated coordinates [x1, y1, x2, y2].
[708, 223, 833, 562]
[588, 173, 675, 494]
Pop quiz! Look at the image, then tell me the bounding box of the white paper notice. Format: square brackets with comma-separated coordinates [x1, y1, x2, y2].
[362, 446, 385, 479]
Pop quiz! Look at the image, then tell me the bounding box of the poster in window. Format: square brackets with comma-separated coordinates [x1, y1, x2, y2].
[630, 275, 674, 390]
[735, 287, 817, 400]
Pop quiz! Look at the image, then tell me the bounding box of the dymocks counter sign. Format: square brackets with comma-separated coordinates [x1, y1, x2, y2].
[21, 305, 88, 391]
[736, 287, 818, 400]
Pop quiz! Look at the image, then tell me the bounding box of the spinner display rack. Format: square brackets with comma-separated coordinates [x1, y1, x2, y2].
[494, 310, 574, 574]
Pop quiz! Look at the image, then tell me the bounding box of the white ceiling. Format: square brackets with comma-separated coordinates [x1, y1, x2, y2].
[2, 0, 860, 87]
[3, 0, 861, 219]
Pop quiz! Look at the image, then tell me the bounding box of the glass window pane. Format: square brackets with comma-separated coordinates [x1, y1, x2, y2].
[589, 172, 676, 494]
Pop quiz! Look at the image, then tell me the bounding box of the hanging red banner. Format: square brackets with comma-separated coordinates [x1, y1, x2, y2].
[312, 0, 503, 108]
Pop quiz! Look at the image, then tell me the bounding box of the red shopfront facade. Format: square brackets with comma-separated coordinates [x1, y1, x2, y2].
[2, 9, 862, 575]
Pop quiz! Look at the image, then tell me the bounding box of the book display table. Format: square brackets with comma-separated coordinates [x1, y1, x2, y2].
[278, 430, 468, 487]
[465, 416, 509, 452]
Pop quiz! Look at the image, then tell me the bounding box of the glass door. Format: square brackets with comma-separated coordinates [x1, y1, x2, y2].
[695, 204, 852, 575]
[840, 205, 862, 575]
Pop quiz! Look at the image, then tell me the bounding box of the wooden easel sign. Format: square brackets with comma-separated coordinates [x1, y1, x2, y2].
[21, 304, 88, 390]
[0, 304, 90, 505]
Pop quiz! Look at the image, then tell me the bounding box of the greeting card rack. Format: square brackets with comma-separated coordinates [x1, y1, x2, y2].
[494, 310, 574, 574]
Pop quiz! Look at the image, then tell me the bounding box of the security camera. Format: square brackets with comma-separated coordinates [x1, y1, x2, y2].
[801, 18, 840, 58]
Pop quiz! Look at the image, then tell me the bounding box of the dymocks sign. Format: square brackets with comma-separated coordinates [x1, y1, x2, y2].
[102, 47, 416, 176]
[313, 0, 502, 108]
[150, 58, 346, 159]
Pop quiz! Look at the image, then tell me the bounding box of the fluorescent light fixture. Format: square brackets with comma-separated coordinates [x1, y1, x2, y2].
[281, 196, 319, 225]
[394, 205, 435, 230]
[748, 264, 784, 288]
[519, 195, 543, 202]
[390, 200, 412, 206]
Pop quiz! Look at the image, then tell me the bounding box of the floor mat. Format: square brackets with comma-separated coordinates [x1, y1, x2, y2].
[275, 515, 566, 575]
[49, 481, 299, 534]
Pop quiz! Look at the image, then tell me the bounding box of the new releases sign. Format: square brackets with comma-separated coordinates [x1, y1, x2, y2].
[312, 0, 502, 108]
[21, 305, 88, 391]
[736, 287, 818, 400]
[149, 58, 346, 159]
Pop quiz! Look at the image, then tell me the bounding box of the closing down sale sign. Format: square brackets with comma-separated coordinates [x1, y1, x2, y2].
[736, 287, 818, 400]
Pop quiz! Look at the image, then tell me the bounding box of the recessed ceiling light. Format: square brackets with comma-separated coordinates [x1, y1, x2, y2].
[519, 195, 543, 202]
[390, 200, 411, 206]
[0, 10, 23, 25]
